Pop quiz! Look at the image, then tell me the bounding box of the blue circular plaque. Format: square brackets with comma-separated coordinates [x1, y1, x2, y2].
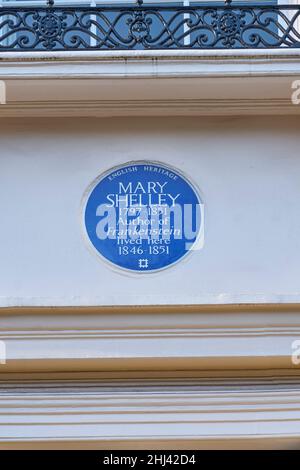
[83, 162, 203, 273]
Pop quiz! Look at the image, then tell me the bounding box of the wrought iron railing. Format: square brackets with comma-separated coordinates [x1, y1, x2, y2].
[0, 1, 300, 51]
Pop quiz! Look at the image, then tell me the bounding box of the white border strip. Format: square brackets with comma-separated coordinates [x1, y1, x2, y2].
[2, 48, 300, 62]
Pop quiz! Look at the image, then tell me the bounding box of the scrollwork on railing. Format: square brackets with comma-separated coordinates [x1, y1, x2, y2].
[0, 4, 299, 51]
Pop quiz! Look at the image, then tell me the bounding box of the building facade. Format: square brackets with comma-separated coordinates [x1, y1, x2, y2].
[1, 0, 300, 449]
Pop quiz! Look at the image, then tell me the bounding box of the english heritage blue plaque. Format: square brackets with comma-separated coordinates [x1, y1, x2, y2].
[83, 162, 203, 272]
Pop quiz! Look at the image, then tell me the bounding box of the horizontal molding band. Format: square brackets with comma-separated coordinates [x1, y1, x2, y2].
[1, 305, 300, 373]
[2, 48, 300, 60]
[0, 50, 298, 117]
[0, 377, 300, 448]
[1, 49, 300, 79]
[0, 99, 298, 117]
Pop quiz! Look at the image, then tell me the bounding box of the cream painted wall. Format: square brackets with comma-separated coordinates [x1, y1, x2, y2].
[0, 115, 299, 307]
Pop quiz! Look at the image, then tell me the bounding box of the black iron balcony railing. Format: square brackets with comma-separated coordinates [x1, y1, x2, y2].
[0, 1, 300, 51]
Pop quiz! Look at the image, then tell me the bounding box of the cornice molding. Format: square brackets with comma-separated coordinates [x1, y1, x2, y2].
[2, 48, 300, 60]
[0, 49, 299, 116]
[0, 98, 298, 117]
[1, 305, 300, 447]
[0, 377, 300, 449]
[1, 55, 300, 79]
[1, 306, 300, 373]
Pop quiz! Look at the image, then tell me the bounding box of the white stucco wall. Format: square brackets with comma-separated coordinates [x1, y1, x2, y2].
[0, 115, 299, 307]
